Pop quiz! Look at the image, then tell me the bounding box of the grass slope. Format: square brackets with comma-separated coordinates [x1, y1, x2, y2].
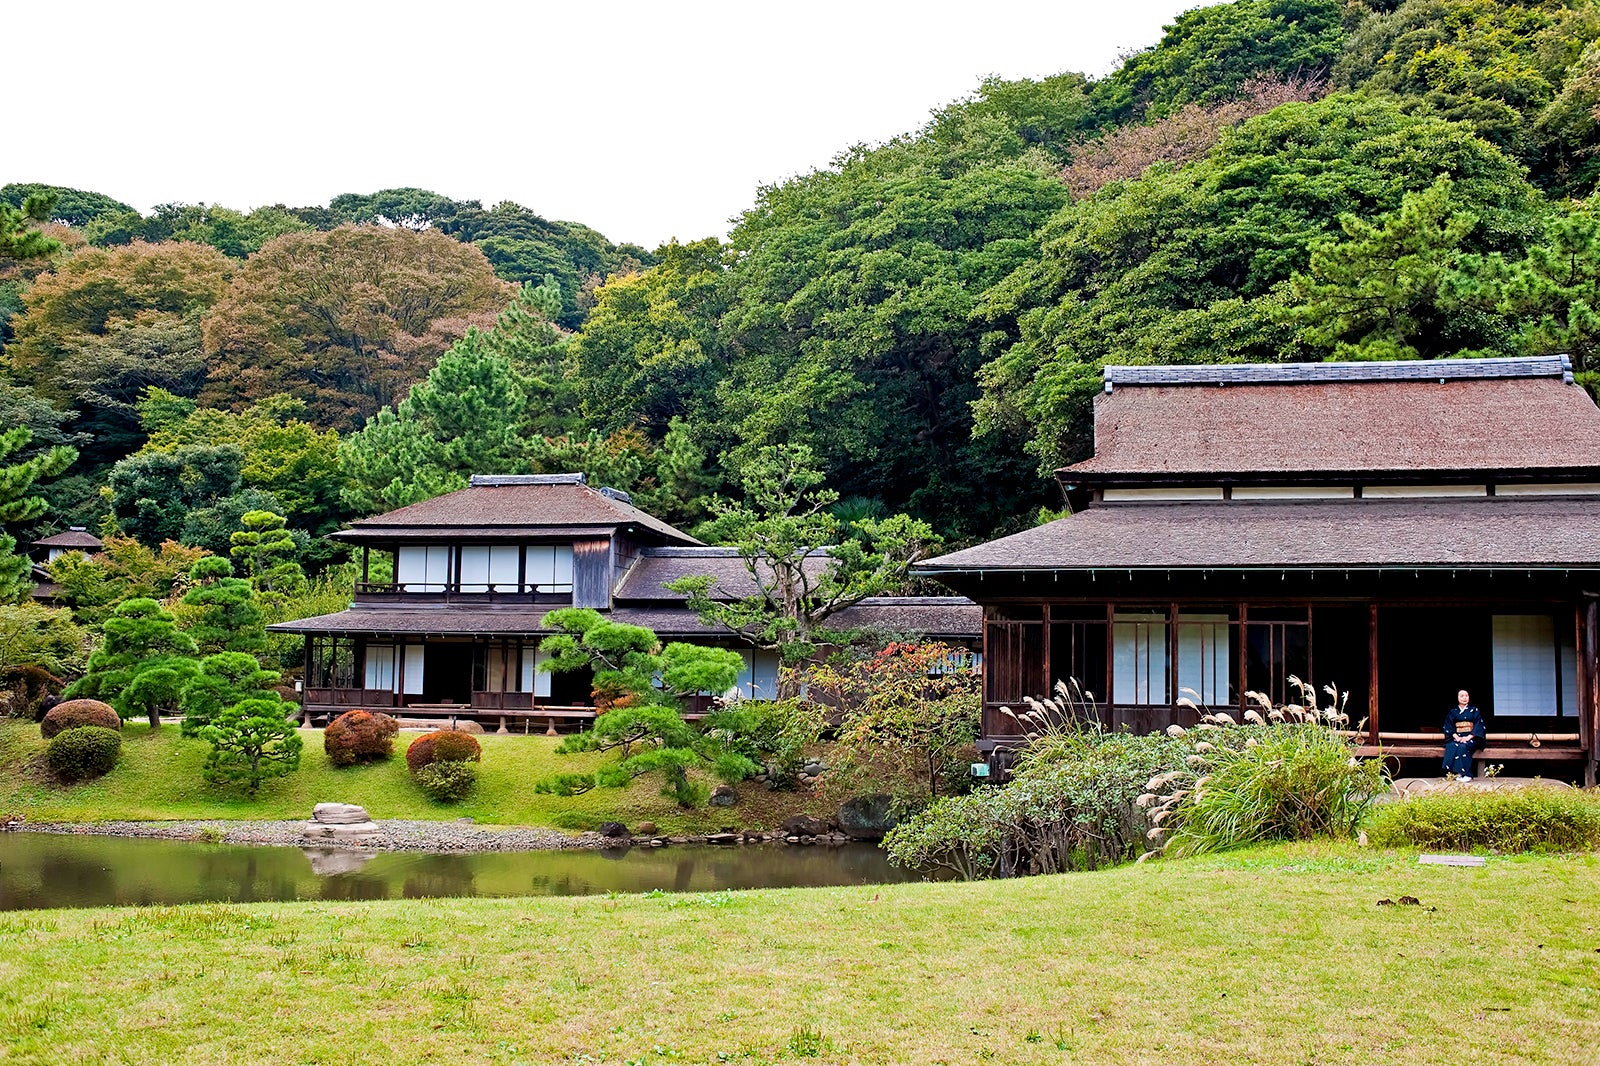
[0, 722, 820, 834]
[0, 845, 1596, 1064]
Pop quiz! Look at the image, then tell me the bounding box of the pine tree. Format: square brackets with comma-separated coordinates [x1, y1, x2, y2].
[198, 695, 302, 795]
[229, 511, 304, 602]
[178, 557, 266, 655]
[179, 651, 282, 738]
[66, 598, 199, 729]
[0, 426, 77, 602]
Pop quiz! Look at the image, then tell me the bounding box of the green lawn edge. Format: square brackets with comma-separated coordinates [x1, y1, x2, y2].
[1, 843, 1597, 1064]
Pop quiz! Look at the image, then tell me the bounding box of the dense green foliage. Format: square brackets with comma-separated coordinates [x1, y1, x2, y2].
[197, 695, 302, 795]
[413, 758, 479, 802]
[1369, 786, 1600, 851]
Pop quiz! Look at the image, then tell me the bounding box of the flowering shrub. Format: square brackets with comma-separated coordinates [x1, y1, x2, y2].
[405, 729, 482, 772]
[324, 710, 399, 767]
[41, 699, 122, 739]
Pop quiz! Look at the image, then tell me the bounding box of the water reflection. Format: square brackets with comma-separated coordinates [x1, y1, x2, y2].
[0, 833, 926, 911]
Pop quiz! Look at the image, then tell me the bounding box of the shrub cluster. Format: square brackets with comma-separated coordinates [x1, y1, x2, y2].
[1370, 788, 1600, 853]
[405, 729, 481, 803]
[46, 726, 122, 782]
[2, 665, 64, 720]
[41, 699, 122, 739]
[324, 710, 399, 767]
[414, 760, 479, 802]
[405, 729, 481, 772]
[885, 680, 1387, 877]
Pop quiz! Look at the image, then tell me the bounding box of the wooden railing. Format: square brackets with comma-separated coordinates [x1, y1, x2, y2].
[352, 581, 572, 604]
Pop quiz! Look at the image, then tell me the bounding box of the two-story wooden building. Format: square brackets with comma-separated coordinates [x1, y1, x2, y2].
[273, 474, 979, 730]
[916, 357, 1600, 785]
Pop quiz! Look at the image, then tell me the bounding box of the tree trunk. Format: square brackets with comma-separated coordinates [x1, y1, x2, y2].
[148, 707, 160, 730]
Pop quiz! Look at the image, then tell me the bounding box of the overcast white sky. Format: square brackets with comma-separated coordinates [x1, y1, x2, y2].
[14, 1, 1199, 249]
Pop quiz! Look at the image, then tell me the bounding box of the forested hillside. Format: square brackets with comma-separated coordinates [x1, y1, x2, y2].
[5, 0, 1600, 579]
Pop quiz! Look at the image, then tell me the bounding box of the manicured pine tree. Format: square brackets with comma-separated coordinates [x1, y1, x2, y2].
[178, 556, 266, 655]
[198, 695, 302, 796]
[179, 651, 282, 738]
[67, 598, 199, 729]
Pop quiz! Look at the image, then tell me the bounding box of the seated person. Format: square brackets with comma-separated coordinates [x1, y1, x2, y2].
[1442, 689, 1485, 781]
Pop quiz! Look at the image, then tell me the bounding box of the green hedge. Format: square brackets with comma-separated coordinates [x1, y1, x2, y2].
[46, 726, 122, 782]
[1370, 788, 1600, 852]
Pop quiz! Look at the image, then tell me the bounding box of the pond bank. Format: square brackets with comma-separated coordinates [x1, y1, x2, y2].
[10, 819, 858, 852]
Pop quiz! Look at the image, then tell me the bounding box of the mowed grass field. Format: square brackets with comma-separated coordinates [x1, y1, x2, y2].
[0, 721, 824, 834]
[1, 845, 1597, 1065]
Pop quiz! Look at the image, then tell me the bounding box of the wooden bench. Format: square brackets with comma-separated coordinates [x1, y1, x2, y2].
[1353, 731, 1585, 763]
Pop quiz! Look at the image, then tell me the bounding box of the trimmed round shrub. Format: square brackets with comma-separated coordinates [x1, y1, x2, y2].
[45, 726, 122, 782]
[414, 760, 478, 802]
[405, 729, 482, 772]
[41, 699, 122, 739]
[324, 710, 400, 767]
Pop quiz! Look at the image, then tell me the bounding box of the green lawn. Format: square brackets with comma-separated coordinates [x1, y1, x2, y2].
[0, 721, 820, 834]
[0, 843, 1596, 1064]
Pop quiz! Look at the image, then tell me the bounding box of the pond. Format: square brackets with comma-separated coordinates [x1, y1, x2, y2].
[0, 833, 925, 911]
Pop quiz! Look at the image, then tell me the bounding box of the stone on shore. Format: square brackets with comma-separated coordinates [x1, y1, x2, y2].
[313, 802, 371, 824]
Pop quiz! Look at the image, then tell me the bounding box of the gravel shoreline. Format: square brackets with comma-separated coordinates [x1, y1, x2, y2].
[16, 819, 609, 852]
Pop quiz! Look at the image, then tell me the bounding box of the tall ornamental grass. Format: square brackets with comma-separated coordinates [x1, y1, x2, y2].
[1142, 681, 1387, 858]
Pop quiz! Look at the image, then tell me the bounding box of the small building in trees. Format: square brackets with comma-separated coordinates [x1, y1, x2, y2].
[273, 474, 978, 731]
[29, 527, 103, 605]
[916, 357, 1600, 785]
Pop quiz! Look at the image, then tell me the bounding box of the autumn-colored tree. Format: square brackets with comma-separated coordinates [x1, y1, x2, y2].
[1062, 74, 1323, 200]
[8, 241, 233, 388]
[46, 536, 205, 626]
[199, 225, 512, 429]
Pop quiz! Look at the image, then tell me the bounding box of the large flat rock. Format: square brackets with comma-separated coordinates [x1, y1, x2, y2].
[313, 802, 371, 824]
[302, 821, 380, 840]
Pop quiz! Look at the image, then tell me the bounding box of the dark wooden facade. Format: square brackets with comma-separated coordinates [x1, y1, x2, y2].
[919, 358, 1600, 785]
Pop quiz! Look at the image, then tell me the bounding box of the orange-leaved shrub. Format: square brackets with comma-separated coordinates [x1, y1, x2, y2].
[41, 699, 122, 739]
[405, 729, 482, 772]
[324, 710, 399, 767]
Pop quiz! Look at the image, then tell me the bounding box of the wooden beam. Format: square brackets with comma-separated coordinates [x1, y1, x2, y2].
[1585, 598, 1598, 787]
[1368, 603, 1380, 746]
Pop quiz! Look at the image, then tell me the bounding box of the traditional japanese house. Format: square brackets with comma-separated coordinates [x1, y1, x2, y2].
[273, 474, 979, 731]
[916, 357, 1600, 785]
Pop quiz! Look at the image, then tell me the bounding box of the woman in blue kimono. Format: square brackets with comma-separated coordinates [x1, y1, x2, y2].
[1442, 689, 1485, 781]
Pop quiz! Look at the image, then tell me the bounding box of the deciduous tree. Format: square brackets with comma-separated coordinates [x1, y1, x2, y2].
[198, 225, 511, 429]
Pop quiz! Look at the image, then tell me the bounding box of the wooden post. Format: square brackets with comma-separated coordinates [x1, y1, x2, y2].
[1104, 603, 1115, 727]
[396, 640, 407, 709]
[1168, 601, 1180, 718]
[301, 638, 313, 726]
[1237, 603, 1249, 715]
[361, 546, 369, 586]
[1368, 603, 1381, 746]
[1584, 598, 1598, 787]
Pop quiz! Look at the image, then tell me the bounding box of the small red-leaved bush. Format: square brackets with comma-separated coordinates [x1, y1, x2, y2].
[405, 729, 482, 772]
[324, 710, 400, 767]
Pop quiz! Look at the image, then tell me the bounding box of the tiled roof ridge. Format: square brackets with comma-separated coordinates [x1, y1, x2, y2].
[639, 546, 834, 557]
[1104, 355, 1573, 389]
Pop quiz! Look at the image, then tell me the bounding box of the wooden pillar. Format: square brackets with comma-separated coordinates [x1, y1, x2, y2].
[361, 546, 369, 586]
[1584, 597, 1598, 787]
[395, 639, 407, 709]
[1103, 603, 1114, 726]
[1168, 601, 1180, 717]
[1237, 603, 1249, 714]
[301, 637, 313, 726]
[1368, 603, 1381, 746]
